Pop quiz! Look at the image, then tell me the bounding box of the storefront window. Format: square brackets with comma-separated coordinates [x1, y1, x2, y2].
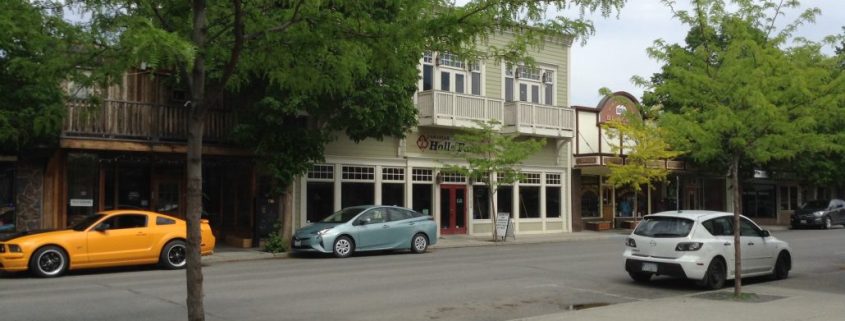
[0, 165, 14, 232]
[519, 186, 540, 218]
[117, 163, 150, 210]
[497, 186, 513, 217]
[473, 186, 490, 219]
[412, 184, 432, 216]
[381, 183, 404, 207]
[546, 187, 561, 218]
[341, 182, 374, 209]
[742, 184, 776, 218]
[307, 182, 334, 223]
[67, 153, 99, 226]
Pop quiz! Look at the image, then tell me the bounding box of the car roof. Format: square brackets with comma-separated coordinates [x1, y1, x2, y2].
[646, 210, 734, 221]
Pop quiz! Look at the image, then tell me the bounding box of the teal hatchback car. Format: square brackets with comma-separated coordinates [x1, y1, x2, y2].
[292, 205, 437, 258]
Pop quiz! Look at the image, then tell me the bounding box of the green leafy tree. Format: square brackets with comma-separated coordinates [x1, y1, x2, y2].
[444, 120, 544, 241]
[70, 1, 624, 319]
[599, 90, 683, 195]
[641, 0, 837, 296]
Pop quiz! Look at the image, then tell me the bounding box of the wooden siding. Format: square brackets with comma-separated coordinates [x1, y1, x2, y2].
[324, 134, 399, 159]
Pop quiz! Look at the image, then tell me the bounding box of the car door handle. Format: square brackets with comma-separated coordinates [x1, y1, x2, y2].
[136, 232, 146, 236]
[723, 242, 732, 246]
[382, 225, 390, 229]
[747, 242, 755, 246]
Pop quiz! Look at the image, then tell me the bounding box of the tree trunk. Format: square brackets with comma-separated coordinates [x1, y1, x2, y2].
[187, 1, 207, 320]
[281, 184, 294, 249]
[731, 156, 742, 297]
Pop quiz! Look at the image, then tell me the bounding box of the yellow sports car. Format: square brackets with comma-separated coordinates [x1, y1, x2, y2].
[0, 210, 215, 277]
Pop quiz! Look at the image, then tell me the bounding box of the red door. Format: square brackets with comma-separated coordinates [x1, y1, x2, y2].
[440, 185, 467, 234]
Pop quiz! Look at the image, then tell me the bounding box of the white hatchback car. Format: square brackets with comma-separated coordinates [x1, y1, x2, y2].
[623, 210, 791, 289]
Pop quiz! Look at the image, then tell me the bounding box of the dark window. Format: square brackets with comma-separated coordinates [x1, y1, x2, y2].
[156, 216, 176, 225]
[473, 186, 490, 219]
[388, 208, 413, 222]
[505, 78, 514, 101]
[545, 84, 553, 105]
[356, 208, 387, 225]
[702, 217, 733, 236]
[497, 186, 513, 217]
[740, 218, 762, 237]
[423, 65, 433, 90]
[412, 184, 433, 216]
[531, 85, 539, 103]
[633, 216, 694, 237]
[440, 72, 450, 91]
[519, 84, 527, 101]
[382, 183, 404, 207]
[99, 214, 147, 230]
[546, 187, 561, 218]
[455, 74, 465, 94]
[307, 182, 334, 223]
[117, 163, 151, 210]
[519, 186, 541, 218]
[742, 184, 776, 218]
[66, 153, 99, 226]
[471, 72, 481, 95]
[341, 182, 374, 209]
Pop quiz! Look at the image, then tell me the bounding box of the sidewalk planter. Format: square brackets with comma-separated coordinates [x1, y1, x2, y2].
[585, 221, 611, 231]
[225, 234, 253, 248]
[620, 220, 641, 229]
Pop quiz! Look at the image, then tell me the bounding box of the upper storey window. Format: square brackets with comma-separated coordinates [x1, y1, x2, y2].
[421, 51, 482, 96]
[505, 64, 556, 106]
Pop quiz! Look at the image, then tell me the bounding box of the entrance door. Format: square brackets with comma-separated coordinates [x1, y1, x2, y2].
[439, 185, 467, 234]
[153, 177, 184, 218]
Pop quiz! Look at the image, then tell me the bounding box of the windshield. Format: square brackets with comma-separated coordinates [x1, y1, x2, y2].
[800, 200, 830, 210]
[634, 216, 694, 238]
[320, 207, 368, 223]
[70, 214, 106, 231]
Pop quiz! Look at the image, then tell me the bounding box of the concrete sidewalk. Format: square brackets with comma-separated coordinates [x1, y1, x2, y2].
[513, 284, 845, 321]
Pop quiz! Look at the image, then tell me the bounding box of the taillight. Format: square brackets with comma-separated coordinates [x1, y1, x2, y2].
[675, 242, 703, 251]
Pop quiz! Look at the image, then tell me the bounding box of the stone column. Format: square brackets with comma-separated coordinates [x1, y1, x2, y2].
[16, 162, 44, 231]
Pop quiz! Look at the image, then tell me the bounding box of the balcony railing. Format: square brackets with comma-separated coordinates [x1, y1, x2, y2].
[416, 90, 504, 129]
[503, 102, 575, 137]
[63, 99, 235, 142]
[415, 90, 575, 137]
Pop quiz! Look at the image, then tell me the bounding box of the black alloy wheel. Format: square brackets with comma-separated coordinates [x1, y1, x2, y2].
[697, 258, 726, 290]
[29, 246, 68, 278]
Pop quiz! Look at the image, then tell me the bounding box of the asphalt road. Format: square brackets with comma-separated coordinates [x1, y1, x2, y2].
[2, 228, 843, 321]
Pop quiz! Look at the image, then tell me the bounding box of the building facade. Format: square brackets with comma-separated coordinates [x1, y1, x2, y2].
[289, 32, 577, 238]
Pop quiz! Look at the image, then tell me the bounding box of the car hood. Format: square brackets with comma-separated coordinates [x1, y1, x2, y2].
[0, 229, 77, 243]
[794, 208, 826, 215]
[295, 223, 342, 236]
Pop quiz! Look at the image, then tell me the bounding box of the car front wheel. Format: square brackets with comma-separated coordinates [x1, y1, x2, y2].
[697, 258, 726, 290]
[159, 240, 187, 269]
[333, 236, 354, 258]
[411, 233, 428, 254]
[772, 252, 790, 280]
[29, 246, 68, 278]
[628, 271, 652, 283]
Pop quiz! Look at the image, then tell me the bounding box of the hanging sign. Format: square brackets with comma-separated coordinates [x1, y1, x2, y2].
[69, 199, 94, 207]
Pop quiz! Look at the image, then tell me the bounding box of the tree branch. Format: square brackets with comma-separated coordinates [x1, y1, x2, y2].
[217, 0, 244, 92]
[244, 0, 305, 40]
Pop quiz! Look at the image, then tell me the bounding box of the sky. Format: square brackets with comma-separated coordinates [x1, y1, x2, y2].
[567, 0, 845, 107]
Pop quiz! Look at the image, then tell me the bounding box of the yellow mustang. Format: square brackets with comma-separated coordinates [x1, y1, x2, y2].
[0, 210, 215, 277]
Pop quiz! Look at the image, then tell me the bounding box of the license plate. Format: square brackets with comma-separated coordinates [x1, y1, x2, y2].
[642, 262, 658, 272]
[800, 220, 806, 224]
[294, 240, 301, 247]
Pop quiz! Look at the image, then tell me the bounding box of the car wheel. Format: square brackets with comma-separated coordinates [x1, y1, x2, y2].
[159, 240, 187, 269]
[824, 216, 832, 229]
[29, 246, 68, 278]
[772, 251, 791, 280]
[628, 271, 652, 283]
[410, 233, 428, 254]
[697, 258, 726, 290]
[333, 236, 354, 258]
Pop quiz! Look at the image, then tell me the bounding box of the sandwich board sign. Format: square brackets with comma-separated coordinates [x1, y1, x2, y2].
[496, 212, 515, 241]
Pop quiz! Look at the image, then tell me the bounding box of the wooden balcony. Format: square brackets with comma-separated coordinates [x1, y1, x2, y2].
[63, 99, 235, 143]
[416, 90, 504, 129]
[503, 102, 575, 138]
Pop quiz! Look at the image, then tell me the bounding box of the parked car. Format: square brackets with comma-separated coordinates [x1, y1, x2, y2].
[292, 205, 437, 258]
[623, 210, 791, 290]
[790, 199, 845, 229]
[0, 210, 215, 277]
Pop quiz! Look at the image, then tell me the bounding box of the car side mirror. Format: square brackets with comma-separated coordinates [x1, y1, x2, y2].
[761, 230, 771, 237]
[94, 223, 109, 232]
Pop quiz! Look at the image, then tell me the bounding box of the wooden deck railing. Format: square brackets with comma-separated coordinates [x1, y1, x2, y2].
[63, 99, 235, 142]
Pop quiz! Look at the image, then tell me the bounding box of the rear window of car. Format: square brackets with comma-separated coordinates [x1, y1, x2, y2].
[634, 216, 694, 238]
[156, 216, 176, 225]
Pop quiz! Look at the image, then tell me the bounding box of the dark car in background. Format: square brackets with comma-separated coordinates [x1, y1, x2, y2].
[791, 199, 845, 229]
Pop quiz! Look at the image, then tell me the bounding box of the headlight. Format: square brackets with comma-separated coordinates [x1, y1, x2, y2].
[317, 228, 332, 236]
[675, 242, 703, 251]
[8, 244, 23, 253]
[625, 237, 637, 247]
[813, 211, 825, 217]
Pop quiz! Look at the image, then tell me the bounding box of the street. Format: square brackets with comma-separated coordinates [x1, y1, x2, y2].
[2, 228, 844, 321]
